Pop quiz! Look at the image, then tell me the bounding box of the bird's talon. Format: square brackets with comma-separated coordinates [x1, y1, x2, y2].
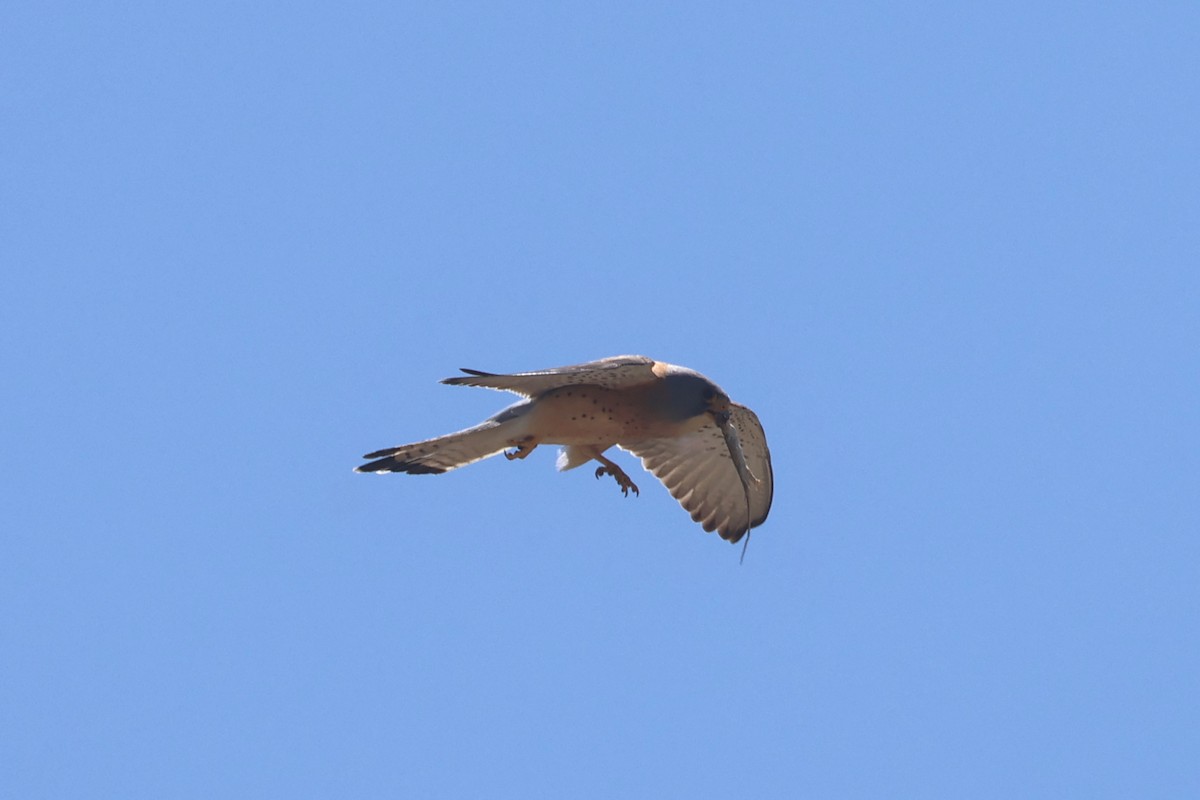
[594, 462, 639, 497]
[504, 438, 538, 461]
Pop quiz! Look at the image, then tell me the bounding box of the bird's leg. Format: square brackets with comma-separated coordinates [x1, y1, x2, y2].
[592, 452, 640, 497]
[504, 436, 539, 461]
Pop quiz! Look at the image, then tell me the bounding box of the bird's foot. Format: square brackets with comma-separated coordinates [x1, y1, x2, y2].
[504, 437, 538, 461]
[595, 464, 640, 497]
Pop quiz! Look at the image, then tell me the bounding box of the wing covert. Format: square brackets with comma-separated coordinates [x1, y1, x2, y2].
[440, 355, 661, 397]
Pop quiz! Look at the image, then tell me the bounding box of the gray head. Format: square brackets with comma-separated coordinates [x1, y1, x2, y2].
[654, 369, 729, 422]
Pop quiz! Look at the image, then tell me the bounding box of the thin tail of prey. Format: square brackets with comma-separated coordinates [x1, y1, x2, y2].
[355, 420, 516, 475]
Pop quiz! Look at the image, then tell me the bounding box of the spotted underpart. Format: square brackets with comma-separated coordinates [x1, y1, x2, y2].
[356, 355, 773, 547]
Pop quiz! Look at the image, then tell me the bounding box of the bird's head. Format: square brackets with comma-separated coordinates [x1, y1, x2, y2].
[703, 386, 733, 425]
[652, 370, 724, 421]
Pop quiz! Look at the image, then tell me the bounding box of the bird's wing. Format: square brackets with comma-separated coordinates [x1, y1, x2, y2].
[355, 419, 516, 475]
[440, 354, 661, 397]
[622, 403, 773, 543]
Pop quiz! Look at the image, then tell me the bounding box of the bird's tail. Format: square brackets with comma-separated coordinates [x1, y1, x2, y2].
[355, 419, 518, 475]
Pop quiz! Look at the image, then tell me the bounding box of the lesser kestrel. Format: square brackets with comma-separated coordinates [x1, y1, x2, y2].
[356, 355, 773, 546]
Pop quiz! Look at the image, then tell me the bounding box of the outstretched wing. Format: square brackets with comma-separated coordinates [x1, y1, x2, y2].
[440, 354, 662, 397]
[355, 420, 514, 475]
[623, 404, 773, 543]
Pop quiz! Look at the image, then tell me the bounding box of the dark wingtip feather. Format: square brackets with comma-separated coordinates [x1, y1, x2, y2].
[402, 462, 446, 475]
[440, 368, 493, 386]
[355, 457, 446, 475]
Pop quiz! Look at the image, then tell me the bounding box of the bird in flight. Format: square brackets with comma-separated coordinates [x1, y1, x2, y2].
[355, 355, 773, 547]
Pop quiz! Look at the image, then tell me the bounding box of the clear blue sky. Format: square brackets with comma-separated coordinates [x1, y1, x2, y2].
[3, 3, 1197, 797]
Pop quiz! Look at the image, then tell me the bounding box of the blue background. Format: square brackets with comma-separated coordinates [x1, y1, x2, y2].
[4, 2, 1197, 797]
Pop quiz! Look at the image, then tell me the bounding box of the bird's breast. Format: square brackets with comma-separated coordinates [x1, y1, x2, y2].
[526, 385, 695, 445]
